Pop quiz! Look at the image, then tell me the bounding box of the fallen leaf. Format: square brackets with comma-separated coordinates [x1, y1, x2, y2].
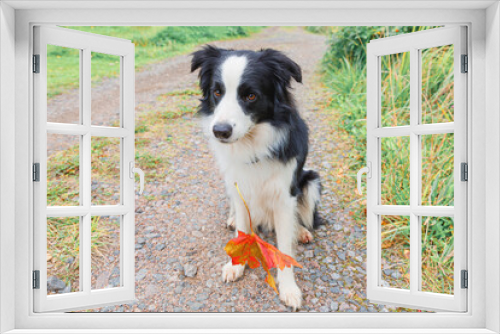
[224, 183, 302, 293]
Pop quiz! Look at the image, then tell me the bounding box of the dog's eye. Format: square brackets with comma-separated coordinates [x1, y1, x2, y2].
[246, 93, 257, 102]
[214, 90, 221, 98]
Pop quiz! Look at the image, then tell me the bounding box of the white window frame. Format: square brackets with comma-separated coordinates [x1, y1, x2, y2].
[33, 25, 136, 312]
[365, 26, 468, 312]
[0, 1, 499, 333]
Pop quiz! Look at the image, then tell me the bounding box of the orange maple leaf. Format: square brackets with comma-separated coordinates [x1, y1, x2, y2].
[224, 183, 302, 293]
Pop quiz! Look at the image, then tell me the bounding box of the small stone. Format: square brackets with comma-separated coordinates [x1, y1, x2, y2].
[311, 298, 319, 305]
[184, 264, 197, 277]
[391, 271, 402, 279]
[249, 274, 259, 281]
[190, 303, 203, 311]
[304, 250, 314, 258]
[330, 301, 339, 311]
[135, 269, 147, 281]
[320, 306, 329, 312]
[192, 231, 203, 238]
[156, 244, 166, 251]
[174, 286, 183, 294]
[333, 224, 342, 231]
[47, 276, 66, 291]
[61, 284, 72, 294]
[196, 293, 209, 301]
[137, 237, 146, 244]
[337, 252, 346, 261]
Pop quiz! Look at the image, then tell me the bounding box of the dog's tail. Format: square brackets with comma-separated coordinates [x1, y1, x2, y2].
[297, 169, 322, 230]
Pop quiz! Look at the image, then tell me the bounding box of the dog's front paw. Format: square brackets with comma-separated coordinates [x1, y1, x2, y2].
[222, 261, 244, 282]
[279, 281, 302, 311]
[298, 226, 313, 244]
[226, 215, 236, 231]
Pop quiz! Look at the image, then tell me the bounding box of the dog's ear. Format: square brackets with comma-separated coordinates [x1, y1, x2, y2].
[190, 44, 222, 73]
[259, 49, 302, 84]
[191, 45, 223, 100]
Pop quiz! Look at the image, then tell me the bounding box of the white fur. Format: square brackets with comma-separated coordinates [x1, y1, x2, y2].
[204, 118, 303, 309]
[201, 55, 312, 310]
[210, 56, 254, 143]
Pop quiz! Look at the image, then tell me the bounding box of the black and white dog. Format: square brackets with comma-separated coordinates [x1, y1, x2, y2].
[191, 45, 322, 310]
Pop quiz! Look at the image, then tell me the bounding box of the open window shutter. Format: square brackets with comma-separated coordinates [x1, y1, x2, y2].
[33, 26, 137, 312]
[365, 26, 467, 312]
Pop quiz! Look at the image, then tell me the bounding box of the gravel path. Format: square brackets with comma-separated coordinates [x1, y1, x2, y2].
[62, 27, 399, 313]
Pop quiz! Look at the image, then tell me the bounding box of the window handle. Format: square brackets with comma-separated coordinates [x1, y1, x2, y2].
[129, 161, 144, 195]
[357, 162, 372, 194]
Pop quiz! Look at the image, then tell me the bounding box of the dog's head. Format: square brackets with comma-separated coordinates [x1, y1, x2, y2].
[191, 45, 302, 144]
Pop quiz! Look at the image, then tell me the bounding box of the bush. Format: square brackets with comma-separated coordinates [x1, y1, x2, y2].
[322, 26, 434, 70]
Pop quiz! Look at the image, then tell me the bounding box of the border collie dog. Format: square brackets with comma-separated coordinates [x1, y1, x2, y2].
[191, 45, 322, 310]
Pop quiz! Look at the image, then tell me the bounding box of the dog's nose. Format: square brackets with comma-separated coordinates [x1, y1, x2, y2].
[213, 123, 233, 140]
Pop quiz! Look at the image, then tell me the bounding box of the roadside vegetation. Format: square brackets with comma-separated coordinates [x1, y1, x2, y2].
[306, 26, 455, 294]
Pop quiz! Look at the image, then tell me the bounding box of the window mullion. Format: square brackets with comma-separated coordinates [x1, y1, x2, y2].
[409, 47, 420, 295]
[81, 47, 92, 294]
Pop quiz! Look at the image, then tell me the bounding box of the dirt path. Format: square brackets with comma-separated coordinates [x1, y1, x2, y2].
[67, 27, 392, 313]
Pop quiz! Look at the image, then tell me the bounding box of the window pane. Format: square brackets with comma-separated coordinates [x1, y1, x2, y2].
[91, 137, 121, 205]
[47, 217, 80, 294]
[91, 216, 121, 290]
[421, 216, 454, 294]
[47, 133, 80, 206]
[381, 136, 410, 205]
[421, 133, 454, 206]
[91, 52, 121, 126]
[381, 215, 410, 289]
[380, 52, 410, 127]
[421, 45, 454, 124]
[47, 45, 80, 124]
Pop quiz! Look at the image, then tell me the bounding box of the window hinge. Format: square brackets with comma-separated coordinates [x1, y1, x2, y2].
[461, 54, 468, 73]
[461, 270, 468, 289]
[33, 54, 40, 73]
[33, 163, 40, 182]
[461, 162, 468, 182]
[33, 270, 40, 289]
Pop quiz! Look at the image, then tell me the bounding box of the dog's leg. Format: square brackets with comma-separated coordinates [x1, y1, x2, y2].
[226, 199, 236, 231]
[274, 196, 302, 310]
[222, 197, 249, 282]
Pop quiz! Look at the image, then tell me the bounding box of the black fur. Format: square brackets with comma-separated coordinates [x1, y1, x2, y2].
[191, 45, 322, 229]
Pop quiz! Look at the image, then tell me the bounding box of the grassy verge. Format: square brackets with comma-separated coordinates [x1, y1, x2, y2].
[307, 26, 455, 295]
[47, 26, 264, 98]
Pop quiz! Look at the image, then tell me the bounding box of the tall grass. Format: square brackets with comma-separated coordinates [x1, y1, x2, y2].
[311, 26, 455, 294]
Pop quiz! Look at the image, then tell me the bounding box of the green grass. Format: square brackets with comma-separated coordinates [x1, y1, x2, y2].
[47, 26, 264, 98]
[310, 26, 455, 295]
